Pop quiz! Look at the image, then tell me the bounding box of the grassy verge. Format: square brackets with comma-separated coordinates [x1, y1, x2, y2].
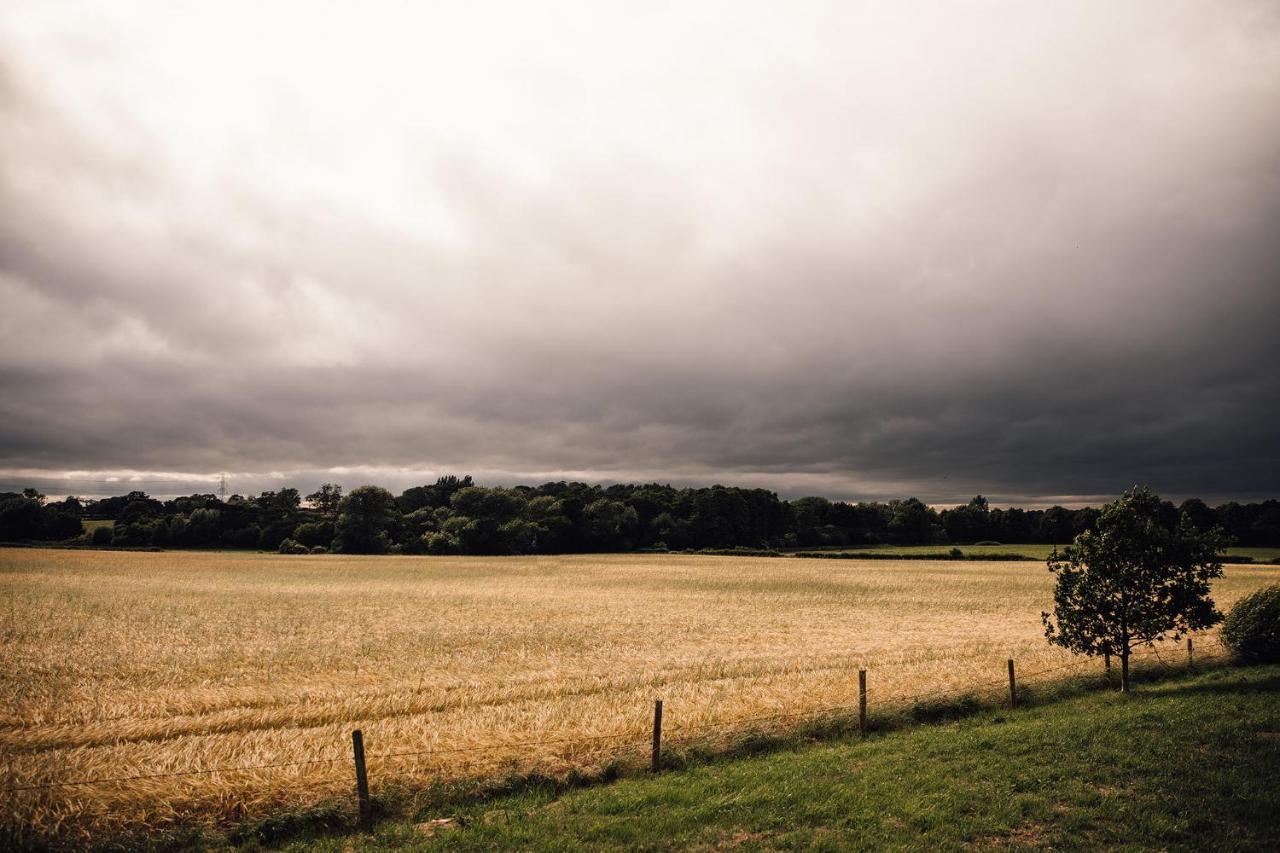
[257, 664, 1280, 852]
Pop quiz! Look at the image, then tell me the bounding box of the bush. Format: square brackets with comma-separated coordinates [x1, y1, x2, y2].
[949, 547, 963, 558]
[277, 538, 309, 555]
[113, 520, 158, 547]
[293, 521, 333, 548]
[91, 526, 113, 546]
[309, 545, 328, 554]
[1221, 584, 1280, 663]
[224, 525, 261, 549]
[423, 532, 460, 554]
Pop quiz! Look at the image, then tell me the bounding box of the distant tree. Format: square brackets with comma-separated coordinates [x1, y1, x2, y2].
[1214, 502, 1250, 544]
[648, 511, 691, 550]
[450, 486, 524, 523]
[1039, 506, 1075, 546]
[581, 498, 640, 550]
[333, 486, 400, 553]
[792, 496, 833, 544]
[1178, 498, 1216, 533]
[117, 499, 160, 525]
[434, 474, 474, 504]
[1071, 506, 1100, 536]
[888, 498, 945, 544]
[993, 506, 1037, 544]
[184, 508, 222, 545]
[520, 496, 572, 552]
[255, 488, 301, 520]
[1042, 487, 1227, 692]
[43, 509, 84, 540]
[688, 488, 751, 549]
[942, 496, 992, 544]
[293, 520, 334, 548]
[398, 476, 474, 513]
[0, 493, 46, 540]
[306, 483, 344, 517]
[1249, 504, 1280, 548]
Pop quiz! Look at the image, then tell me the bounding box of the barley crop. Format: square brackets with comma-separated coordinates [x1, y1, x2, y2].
[1, 548, 1272, 844]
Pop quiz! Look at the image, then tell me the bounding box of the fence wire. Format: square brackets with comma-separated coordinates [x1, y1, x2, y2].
[2, 636, 1238, 796]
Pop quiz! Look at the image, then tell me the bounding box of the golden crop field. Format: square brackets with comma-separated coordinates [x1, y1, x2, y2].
[2, 548, 1275, 844]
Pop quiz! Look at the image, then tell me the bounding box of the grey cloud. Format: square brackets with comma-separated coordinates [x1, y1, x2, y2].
[1, 2, 1279, 504]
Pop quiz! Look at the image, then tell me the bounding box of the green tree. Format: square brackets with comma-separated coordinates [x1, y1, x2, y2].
[888, 498, 945, 544]
[582, 498, 640, 550]
[1042, 487, 1227, 692]
[333, 486, 399, 553]
[942, 496, 991, 544]
[306, 483, 343, 517]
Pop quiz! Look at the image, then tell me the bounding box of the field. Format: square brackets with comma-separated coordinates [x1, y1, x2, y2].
[2, 549, 1277, 846]
[80, 519, 115, 535]
[794, 543, 1280, 562]
[306, 664, 1280, 851]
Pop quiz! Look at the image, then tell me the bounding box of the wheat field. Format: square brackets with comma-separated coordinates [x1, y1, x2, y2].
[2, 548, 1274, 844]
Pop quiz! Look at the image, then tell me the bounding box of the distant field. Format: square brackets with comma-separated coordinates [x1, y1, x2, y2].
[80, 518, 114, 533]
[2, 549, 1276, 845]
[803, 543, 1280, 562]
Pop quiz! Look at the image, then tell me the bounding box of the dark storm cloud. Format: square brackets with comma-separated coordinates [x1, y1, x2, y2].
[2, 1, 1279, 504]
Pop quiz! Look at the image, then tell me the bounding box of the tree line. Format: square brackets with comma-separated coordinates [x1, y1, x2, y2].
[2, 479, 1278, 554]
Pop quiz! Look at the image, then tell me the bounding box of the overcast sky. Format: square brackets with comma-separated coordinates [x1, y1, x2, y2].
[2, 2, 1278, 505]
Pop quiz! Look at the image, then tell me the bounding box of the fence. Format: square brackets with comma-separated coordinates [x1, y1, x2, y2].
[2, 637, 1236, 838]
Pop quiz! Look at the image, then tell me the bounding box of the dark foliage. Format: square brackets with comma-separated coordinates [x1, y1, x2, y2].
[1221, 584, 1280, 663]
[333, 486, 399, 554]
[1042, 486, 1227, 691]
[0, 490, 84, 541]
[8, 478, 1278, 559]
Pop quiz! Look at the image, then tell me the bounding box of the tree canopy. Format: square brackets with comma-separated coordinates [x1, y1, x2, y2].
[5, 478, 1279, 559]
[1041, 486, 1227, 692]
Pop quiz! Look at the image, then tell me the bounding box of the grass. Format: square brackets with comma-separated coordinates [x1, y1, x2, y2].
[1, 549, 1276, 846]
[803, 543, 1280, 563]
[279, 663, 1280, 852]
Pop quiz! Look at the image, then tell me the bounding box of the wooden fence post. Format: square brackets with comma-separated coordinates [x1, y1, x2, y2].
[858, 669, 867, 736]
[1007, 659, 1017, 709]
[651, 699, 663, 773]
[351, 729, 370, 827]
[1187, 637, 1194, 667]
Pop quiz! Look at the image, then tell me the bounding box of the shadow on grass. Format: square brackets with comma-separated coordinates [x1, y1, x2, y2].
[1138, 671, 1280, 697]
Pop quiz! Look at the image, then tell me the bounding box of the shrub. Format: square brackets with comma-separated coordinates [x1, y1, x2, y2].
[1221, 584, 1280, 663]
[91, 526, 113, 546]
[113, 520, 159, 547]
[949, 547, 963, 558]
[277, 538, 308, 555]
[224, 525, 261, 549]
[423, 532, 460, 554]
[309, 545, 327, 554]
[293, 521, 332, 548]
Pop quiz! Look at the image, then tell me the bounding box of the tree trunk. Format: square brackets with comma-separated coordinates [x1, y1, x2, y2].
[1120, 649, 1130, 694]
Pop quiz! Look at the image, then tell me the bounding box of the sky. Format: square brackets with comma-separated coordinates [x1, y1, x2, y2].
[1, 1, 1279, 506]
